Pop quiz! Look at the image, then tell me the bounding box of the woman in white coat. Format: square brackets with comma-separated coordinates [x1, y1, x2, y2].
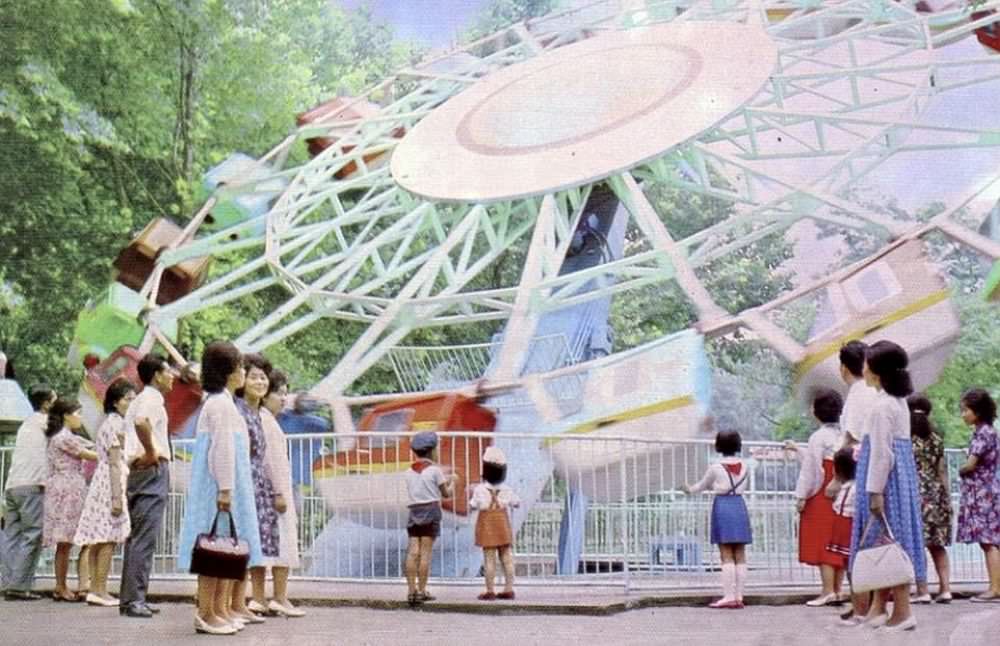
[247, 369, 305, 617]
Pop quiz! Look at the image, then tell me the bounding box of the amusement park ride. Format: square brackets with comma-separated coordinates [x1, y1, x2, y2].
[45, 0, 1000, 575]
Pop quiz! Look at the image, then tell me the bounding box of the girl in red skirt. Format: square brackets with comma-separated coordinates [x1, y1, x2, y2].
[826, 448, 857, 570]
[792, 389, 846, 606]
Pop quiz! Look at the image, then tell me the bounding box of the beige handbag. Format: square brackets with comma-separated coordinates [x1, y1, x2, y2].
[850, 513, 915, 593]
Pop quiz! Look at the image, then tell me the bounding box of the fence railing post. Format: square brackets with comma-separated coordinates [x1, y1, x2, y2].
[621, 437, 630, 594]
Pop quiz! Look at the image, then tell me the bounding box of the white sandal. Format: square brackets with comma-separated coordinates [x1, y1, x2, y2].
[268, 599, 306, 617]
[805, 593, 838, 607]
[247, 599, 269, 615]
[194, 616, 238, 636]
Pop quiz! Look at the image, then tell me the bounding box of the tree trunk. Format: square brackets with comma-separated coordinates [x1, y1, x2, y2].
[174, 39, 197, 182]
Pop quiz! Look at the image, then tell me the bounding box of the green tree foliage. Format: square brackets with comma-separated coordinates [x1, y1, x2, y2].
[465, 0, 560, 40]
[926, 294, 1000, 448]
[0, 0, 419, 394]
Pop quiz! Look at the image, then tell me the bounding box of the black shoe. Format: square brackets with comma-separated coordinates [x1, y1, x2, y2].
[4, 590, 43, 601]
[121, 603, 154, 618]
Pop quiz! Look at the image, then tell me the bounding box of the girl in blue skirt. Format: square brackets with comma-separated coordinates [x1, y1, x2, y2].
[683, 430, 752, 609]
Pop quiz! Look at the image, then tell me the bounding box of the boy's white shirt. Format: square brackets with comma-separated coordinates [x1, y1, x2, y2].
[842, 379, 878, 442]
[405, 460, 447, 506]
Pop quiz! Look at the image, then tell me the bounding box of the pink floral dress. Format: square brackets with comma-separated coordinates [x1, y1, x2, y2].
[74, 414, 131, 545]
[956, 424, 1000, 545]
[43, 428, 90, 546]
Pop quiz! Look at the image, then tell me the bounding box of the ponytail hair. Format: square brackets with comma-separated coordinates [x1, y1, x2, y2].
[906, 393, 934, 440]
[865, 340, 913, 398]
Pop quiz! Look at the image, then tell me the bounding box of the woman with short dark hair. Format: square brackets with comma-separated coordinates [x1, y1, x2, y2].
[73, 379, 137, 606]
[956, 388, 1000, 601]
[907, 393, 952, 604]
[235, 353, 279, 622]
[247, 368, 305, 617]
[177, 341, 263, 635]
[43, 398, 98, 602]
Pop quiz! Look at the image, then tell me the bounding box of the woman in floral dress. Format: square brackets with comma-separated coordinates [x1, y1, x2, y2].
[956, 388, 1000, 601]
[73, 380, 136, 606]
[907, 394, 952, 603]
[43, 398, 98, 602]
[236, 353, 280, 619]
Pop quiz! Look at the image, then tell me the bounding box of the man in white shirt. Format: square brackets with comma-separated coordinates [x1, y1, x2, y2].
[839, 340, 878, 445]
[119, 353, 175, 619]
[1, 385, 55, 600]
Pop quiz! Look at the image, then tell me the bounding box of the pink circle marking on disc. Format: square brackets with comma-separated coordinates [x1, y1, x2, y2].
[455, 44, 703, 156]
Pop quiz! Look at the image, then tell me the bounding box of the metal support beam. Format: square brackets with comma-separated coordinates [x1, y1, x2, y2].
[612, 173, 728, 324]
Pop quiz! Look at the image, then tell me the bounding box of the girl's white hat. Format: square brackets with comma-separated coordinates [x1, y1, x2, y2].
[483, 446, 506, 465]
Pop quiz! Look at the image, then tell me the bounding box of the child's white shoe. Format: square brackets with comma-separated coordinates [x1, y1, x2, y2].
[805, 593, 837, 607]
[708, 598, 741, 609]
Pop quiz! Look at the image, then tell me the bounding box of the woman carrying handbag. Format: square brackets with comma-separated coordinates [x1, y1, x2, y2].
[177, 342, 263, 636]
[847, 341, 926, 632]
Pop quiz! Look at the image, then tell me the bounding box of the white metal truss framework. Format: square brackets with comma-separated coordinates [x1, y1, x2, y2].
[142, 0, 1000, 414]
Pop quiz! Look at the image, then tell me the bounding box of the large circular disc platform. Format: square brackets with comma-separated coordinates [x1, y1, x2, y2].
[391, 21, 778, 203]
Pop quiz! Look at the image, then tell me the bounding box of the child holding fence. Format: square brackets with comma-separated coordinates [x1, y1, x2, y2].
[469, 446, 520, 601]
[404, 431, 457, 606]
[682, 430, 752, 609]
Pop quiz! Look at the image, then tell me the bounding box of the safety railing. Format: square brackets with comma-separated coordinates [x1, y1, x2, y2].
[386, 333, 577, 393]
[0, 434, 990, 590]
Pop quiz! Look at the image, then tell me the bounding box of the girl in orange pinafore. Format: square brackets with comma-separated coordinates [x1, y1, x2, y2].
[470, 447, 520, 601]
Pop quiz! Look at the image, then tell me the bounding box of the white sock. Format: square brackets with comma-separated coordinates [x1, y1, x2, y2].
[721, 563, 736, 602]
[735, 563, 748, 601]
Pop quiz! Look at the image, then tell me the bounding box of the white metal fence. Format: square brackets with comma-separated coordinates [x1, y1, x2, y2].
[0, 434, 990, 590]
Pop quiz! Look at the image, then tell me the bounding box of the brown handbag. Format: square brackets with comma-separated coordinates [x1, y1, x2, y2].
[189, 511, 250, 581]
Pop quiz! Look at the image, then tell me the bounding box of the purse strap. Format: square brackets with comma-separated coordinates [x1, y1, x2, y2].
[209, 510, 239, 541]
[859, 509, 895, 545]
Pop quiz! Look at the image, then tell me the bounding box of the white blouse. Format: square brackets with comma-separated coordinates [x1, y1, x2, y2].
[841, 380, 878, 442]
[865, 391, 910, 494]
[469, 482, 521, 510]
[688, 458, 751, 495]
[198, 391, 248, 492]
[260, 408, 293, 501]
[794, 423, 843, 500]
[832, 480, 856, 518]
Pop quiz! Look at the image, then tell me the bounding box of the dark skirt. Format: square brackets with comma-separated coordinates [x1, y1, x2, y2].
[711, 495, 752, 545]
[407, 502, 442, 538]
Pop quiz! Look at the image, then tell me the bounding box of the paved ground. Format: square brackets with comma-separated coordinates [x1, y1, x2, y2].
[1, 594, 998, 645]
[1, 581, 998, 644]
